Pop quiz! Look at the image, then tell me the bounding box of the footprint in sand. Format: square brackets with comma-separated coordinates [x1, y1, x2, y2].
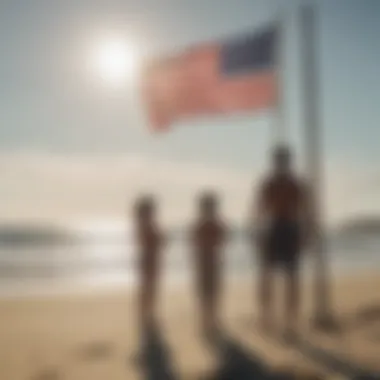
[365, 327, 380, 343]
[272, 365, 324, 380]
[76, 341, 114, 361]
[31, 368, 61, 380]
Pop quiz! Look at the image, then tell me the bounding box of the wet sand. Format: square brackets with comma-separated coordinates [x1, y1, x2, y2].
[0, 271, 379, 379]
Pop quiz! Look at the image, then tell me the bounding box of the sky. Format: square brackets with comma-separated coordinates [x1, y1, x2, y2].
[0, 0, 379, 227]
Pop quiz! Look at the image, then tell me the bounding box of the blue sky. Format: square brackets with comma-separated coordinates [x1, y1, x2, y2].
[0, 0, 379, 225]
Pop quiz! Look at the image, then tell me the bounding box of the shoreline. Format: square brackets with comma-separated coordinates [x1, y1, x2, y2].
[0, 266, 378, 299]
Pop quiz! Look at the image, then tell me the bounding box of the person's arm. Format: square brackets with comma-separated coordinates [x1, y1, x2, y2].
[300, 181, 316, 247]
[139, 222, 160, 250]
[217, 221, 228, 247]
[157, 226, 166, 249]
[256, 184, 268, 226]
[134, 224, 143, 248]
[248, 179, 268, 246]
[189, 223, 199, 250]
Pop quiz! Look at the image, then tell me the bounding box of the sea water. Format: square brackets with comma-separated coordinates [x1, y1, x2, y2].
[0, 231, 379, 296]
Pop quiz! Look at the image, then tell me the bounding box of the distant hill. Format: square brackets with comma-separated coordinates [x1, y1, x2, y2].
[338, 216, 380, 237]
[0, 224, 75, 247]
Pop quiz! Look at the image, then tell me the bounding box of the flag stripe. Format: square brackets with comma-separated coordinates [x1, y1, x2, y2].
[142, 25, 277, 131]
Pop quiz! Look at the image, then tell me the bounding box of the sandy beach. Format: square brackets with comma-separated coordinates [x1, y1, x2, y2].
[0, 271, 379, 380]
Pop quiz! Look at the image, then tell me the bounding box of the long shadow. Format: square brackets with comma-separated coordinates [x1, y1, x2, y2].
[292, 336, 380, 380]
[138, 323, 179, 380]
[346, 303, 380, 331]
[205, 330, 297, 380]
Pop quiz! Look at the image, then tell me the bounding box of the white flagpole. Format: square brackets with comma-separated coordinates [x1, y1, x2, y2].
[299, 5, 336, 329]
[271, 10, 287, 148]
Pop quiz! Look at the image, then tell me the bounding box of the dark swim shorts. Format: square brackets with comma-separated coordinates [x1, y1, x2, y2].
[261, 219, 302, 272]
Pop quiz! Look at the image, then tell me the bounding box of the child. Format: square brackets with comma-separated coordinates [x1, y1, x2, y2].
[134, 196, 164, 330]
[191, 191, 226, 335]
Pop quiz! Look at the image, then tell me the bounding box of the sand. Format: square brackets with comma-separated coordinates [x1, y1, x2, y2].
[0, 271, 379, 380]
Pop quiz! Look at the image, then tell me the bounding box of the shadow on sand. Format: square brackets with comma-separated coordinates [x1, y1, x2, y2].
[138, 323, 179, 380]
[346, 303, 380, 332]
[206, 327, 380, 380]
[288, 334, 380, 380]
[136, 322, 380, 380]
[204, 330, 313, 380]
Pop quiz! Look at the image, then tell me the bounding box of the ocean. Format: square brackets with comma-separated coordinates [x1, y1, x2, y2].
[0, 228, 379, 296]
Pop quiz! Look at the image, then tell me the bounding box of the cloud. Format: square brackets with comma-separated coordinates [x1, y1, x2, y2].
[0, 151, 379, 227]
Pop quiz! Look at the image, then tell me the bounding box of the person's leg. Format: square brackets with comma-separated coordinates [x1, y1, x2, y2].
[140, 277, 153, 329]
[258, 253, 275, 332]
[283, 227, 301, 339]
[209, 257, 221, 331]
[274, 221, 300, 338]
[257, 225, 277, 332]
[202, 259, 218, 333]
[197, 260, 210, 333]
[136, 265, 156, 364]
[140, 259, 158, 330]
[284, 261, 300, 335]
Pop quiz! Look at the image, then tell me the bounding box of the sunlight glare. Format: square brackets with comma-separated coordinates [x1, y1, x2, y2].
[91, 36, 138, 87]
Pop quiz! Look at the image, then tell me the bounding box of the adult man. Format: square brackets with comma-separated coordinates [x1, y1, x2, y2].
[252, 145, 313, 339]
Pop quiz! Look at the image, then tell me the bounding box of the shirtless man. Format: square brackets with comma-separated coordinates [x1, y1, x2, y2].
[252, 146, 313, 339]
[134, 196, 164, 330]
[191, 192, 226, 335]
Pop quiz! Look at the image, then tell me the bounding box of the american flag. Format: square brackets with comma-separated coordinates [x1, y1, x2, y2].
[141, 25, 278, 131]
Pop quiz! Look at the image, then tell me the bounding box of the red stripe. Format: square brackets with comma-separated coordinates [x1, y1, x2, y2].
[141, 45, 276, 131]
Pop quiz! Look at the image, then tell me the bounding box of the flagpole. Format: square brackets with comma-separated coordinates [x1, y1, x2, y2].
[299, 5, 337, 329]
[272, 9, 287, 147]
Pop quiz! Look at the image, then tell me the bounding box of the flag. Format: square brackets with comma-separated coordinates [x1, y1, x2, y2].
[141, 25, 278, 131]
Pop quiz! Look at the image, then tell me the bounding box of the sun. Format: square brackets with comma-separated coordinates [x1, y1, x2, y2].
[90, 36, 138, 87]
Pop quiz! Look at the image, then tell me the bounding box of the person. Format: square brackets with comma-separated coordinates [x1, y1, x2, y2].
[134, 195, 165, 330]
[251, 145, 313, 340]
[191, 191, 226, 336]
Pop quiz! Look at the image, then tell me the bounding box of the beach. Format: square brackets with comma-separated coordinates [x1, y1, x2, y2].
[0, 269, 379, 380]
[1, 1, 379, 379]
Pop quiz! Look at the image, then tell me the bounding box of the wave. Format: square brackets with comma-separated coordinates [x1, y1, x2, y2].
[0, 224, 76, 247]
[1, 222, 380, 250]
